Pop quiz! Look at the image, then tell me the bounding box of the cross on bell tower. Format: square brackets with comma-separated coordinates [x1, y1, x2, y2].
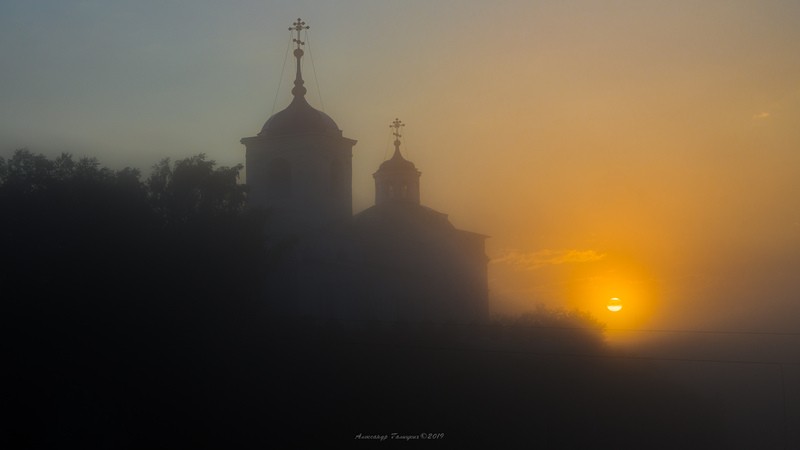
[390, 118, 405, 149]
[290, 18, 309, 48]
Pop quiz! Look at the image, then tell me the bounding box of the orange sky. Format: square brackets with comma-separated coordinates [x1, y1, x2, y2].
[2, 1, 799, 333]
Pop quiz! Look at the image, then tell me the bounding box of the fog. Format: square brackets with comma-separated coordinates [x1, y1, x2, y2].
[2, 1, 799, 446]
[3, 1, 798, 334]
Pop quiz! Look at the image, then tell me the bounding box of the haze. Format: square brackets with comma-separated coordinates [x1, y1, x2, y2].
[2, 0, 799, 335]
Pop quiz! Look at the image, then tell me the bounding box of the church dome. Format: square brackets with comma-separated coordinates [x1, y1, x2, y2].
[377, 119, 417, 172]
[378, 147, 417, 172]
[258, 25, 340, 138]
[259, 96, 341, 137]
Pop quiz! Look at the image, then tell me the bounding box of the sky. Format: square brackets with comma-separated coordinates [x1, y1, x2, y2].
[2, 0, 799, 335]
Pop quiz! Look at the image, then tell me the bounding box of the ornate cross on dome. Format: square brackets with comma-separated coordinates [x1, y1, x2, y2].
[289, 18, 309, 98]
[390, 118, 405, 149]
[290, 18, 309, 50]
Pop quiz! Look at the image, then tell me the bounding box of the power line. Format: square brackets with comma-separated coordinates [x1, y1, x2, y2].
[304, 30, 325, 111]
[270, 31, 292, 115]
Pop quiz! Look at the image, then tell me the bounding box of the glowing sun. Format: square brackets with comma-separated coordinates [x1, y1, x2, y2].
[607, 297, 622, 312]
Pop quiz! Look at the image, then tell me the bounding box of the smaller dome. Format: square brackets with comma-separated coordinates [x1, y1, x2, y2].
[378, 148, 417, 172]
[259, 97, 340, 137]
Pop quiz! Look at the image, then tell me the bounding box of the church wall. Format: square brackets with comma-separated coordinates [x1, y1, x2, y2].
[244, 134, 354, 229]
[349, 222, 488, 324]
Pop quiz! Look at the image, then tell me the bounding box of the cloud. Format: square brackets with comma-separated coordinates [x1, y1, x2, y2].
[752, 112, 770, 120]
[492, 249, 606, 270]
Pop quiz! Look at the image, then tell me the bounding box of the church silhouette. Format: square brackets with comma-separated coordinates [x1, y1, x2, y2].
[240, 19, 488, 323]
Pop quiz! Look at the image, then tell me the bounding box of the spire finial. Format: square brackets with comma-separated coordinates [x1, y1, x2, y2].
[289, 18, 310, 98]
[390, 118, 405, 151]
[290, 18, 309, 49]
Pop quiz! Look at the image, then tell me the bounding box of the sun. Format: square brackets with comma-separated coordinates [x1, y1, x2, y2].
[607, 297, 622, 312]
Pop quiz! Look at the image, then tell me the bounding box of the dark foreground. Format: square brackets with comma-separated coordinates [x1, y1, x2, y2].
[5, 314, 724, 449]
[1, 150, 723, 448]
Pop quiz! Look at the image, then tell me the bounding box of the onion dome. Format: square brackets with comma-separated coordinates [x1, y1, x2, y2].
[258, 18, 341, 137]
[378, 118, 416, 171]
[379, 146, 417, 171]
[260, 97, 340, 137]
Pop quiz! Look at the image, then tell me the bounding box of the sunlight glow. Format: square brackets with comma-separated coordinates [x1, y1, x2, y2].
[607, 297, 622, 312]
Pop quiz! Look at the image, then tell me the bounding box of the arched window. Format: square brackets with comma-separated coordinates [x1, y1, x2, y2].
[267, 158, 291, 198]
[388, 184, 395, 198]
[401, 184, 408, 198]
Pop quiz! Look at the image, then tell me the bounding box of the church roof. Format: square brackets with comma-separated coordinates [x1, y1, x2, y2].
[354, 202, 453, 232]
[353, 202, 489, 242]
[377, 147, 417, 172]
[259, 97, 341, 137]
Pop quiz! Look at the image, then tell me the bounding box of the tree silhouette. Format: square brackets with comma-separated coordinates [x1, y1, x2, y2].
[1, 149, 269, 448]
[147, 154, 247, 223]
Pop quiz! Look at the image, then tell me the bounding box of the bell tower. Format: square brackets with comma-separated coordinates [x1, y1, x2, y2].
[241, 18, 357, 230]
[373, 118, 421, 205]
